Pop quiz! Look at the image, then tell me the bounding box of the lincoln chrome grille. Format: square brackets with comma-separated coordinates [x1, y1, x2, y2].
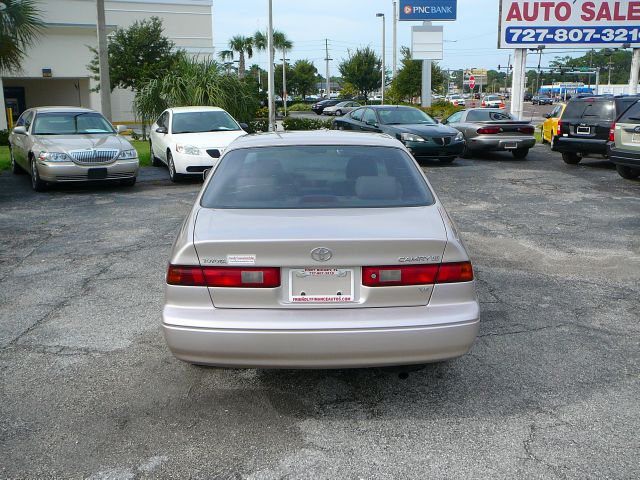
[68, 149, 119, 164]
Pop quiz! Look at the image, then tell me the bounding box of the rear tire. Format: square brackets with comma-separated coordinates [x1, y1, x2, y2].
[149, 141, 162, 166]
[562, 152, 581, 165]
[512, 148, 529, 159]
[10, 148, 24, 174]
[30, 156, 47, 192]
[616, 164, 640, 179]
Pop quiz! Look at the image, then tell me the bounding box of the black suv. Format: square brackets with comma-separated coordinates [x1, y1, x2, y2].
[552, 95, 640, 164]
[311, 99, 344, 115]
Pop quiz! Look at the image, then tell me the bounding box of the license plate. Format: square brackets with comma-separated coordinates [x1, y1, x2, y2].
[289, 268, 354, 303]
[632, 134, 640, 143]
[88, 168, 107, 179]
[576, 126, 590, 135]
[503, 142, 518, 150]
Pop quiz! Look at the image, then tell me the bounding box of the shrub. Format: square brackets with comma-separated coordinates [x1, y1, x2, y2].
[246, 119, 270, 134]
[421, 100, 463, 121]
[0, 130, 9, 146]
[255, 106, 269, 118]
[282, 117, 333, 131]
[288, 103, 312, 112]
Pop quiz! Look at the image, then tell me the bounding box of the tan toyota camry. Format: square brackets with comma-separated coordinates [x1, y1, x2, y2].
[162, 131, 479, 369]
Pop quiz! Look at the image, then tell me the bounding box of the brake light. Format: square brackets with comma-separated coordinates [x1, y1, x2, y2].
[558, 120, 563, 133]
[167, 265, 281, 288]
[499, 103, 506, 108]
[609, 123, 615, 142]
[518, 126, 535, 134]
[477, 126, 501, 134]
[481, 101, 486, 107]
[362, 261, 473, 287]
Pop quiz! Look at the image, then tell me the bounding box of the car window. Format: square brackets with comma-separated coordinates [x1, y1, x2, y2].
[363, 109, 378, 125]
[550, 105, 561, 118]
[446, 111, 463, 124]
[32, 112, 115, 135]
[24, 112, 34, 130]
[200, 145, 435, 209]
[615, 98, 640, 118]
[466, 110, 513, 122]
[172, 110, 240, 134]
[618, 101, 640, 124]
[350, 109, 364, 121]
[157, 112, 168, 128]
[15, 111, 28, 127]
[563, 100, 615, 121]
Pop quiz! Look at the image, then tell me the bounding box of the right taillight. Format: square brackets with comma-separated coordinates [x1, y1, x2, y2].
[609, 123, 616, 142]
[167, 265, 281, 288]
[362, 261, 473, 287]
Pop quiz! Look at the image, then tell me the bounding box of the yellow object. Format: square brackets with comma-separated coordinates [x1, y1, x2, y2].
[542, 103, 566, 144]
[6, 108, 13, 129]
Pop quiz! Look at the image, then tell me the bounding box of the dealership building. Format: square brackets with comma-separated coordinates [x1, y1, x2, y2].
[0, 0, 214, 130]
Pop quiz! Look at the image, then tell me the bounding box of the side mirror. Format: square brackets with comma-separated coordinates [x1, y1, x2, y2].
[239, 122, 248, 130]
[12, 126, 27, 135]
[203, 168, 211, 181]
[156, 126, 168, 134]
[116, 125, 127, 134]
[544, 113, 551, 119]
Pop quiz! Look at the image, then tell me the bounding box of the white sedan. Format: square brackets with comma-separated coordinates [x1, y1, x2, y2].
[149, 106, 247, 182]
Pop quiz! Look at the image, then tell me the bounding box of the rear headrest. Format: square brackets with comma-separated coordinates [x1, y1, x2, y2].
[346, 156, 377, 180]
[355, 176, 400, 200]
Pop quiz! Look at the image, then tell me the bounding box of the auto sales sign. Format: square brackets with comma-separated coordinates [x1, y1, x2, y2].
[499, 1, 640, 48]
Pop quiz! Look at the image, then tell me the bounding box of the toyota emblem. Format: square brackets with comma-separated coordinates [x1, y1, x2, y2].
[311, 247, 333, 262]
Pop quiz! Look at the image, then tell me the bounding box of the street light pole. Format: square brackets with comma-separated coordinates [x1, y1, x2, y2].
[282, 48, 288, 117]
[96, 0, 112, 121]
[376, 13, 385, 105]
[267, 0, 275, 131]
[392, 1, 397, 78]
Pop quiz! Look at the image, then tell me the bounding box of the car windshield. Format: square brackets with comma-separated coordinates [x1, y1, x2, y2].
[467, 110, 513, 122]
[201, 145, 434, 209]
[32, 112, 115, 135]
[335, 102, 350, 107]
[172, 110, 240, 134]
[377, 108, 436, 125]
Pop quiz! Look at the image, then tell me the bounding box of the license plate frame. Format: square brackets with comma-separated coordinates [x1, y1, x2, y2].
[632, 133, 640, 143]
[502, 142, 518, 150]
[88, 168, 108, 179]
[289, 268, 354, 304]
[576, 126, 591, 135]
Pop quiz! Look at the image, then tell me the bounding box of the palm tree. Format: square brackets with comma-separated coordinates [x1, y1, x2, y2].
[218, 35, 253, 79]
[0, 0, 44, 73]
[253, 30, 293, 110]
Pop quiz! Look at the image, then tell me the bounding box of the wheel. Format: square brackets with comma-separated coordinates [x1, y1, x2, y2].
[616, 164, 640, 179]
[512, 148, 529, 159]
[30, 156, 47, 192]
[461, 145, 474, 159]
[120, 177, 136, 187]
[10, 148, 24, 174]
[335, 110, 342, 116]
[438, 157, 456, 164]
[167, 151, 183, 182]
[149, 141, 162, 166]
[562, 152, 581, 165]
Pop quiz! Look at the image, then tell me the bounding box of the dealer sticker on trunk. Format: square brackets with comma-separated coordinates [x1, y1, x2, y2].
[227, 254, 256, 265]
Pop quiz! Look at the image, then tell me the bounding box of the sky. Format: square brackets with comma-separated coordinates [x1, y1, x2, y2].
[211, 0, 567, 75]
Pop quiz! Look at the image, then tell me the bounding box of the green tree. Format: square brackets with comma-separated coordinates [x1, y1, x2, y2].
[274, 63, 294, 98]
[339, 82, 358, 99]
[388, 47, 446, 102]
[133, 57, 259, 124]
[218, 35, 253, 79]
[550, 49, 632, 85]
[88, 17, 183, 92]
[0, 0, 43, 73]
[338, 47, 381, 101]
[290, 59, 317, 99]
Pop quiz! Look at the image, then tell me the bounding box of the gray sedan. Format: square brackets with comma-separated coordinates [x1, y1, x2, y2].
[322, 101, 362, 116]
[443, 109, 536, 159]
[162, 131, 479, 369]
[9, 107, 139, 191]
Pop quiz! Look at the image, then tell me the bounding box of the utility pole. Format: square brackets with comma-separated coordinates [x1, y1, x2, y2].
[96, 0, 112, 121]
[392, 0, 397, 78]
[630, 48, 640, 95]
[324, 39, 331, 99]
[267, 0, 275, 131]
[504, 53, 511, 95]
[510, 49, 526, 119]
[376, 13, 386, 105]
[282, 47, 288, 116]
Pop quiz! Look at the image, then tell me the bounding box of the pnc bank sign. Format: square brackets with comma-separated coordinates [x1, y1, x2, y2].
[399, 0, 458, 21]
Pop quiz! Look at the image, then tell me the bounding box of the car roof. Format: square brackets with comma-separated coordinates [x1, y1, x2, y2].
[226, 131, 401, 150]
[31, 106, 97, 113]
[169, 106, 226, 113]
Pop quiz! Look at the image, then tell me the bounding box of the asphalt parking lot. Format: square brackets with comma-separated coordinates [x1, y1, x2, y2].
[1, 145, 638, 479]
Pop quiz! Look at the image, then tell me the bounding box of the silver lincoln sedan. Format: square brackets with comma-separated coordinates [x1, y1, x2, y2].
[162, 131, 479, 369]
[9, 107, 139, 191]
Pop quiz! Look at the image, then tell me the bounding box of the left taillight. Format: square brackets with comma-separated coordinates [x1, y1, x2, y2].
[167, 265, 280, 288]
[362, 261, 473, 287]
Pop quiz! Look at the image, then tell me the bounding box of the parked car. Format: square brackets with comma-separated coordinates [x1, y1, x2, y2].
[443, 108, 536, 159]
[448, 95, 466, 107]
[322, 101, 362, 116]
[332, 105, 465, 163]
[162, 130, 479, 368]
[532, 95, 553, 105]
[551, 95, 640, 164]
[524, 92, 533, 102]
[311, 99, 344, 115]
[541, 103, 566, 146]
[608, 99, 640, 179]
[149, 106, 247, 182]
[481, 95, 504, 108]
[8, 107, 138, 191]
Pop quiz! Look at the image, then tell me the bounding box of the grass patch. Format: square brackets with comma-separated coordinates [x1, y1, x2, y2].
[0, 146, 9, 171]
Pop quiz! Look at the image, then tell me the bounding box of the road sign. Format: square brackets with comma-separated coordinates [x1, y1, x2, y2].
[411, 25, 444, 60]
[499, 0, 640, 48]
[469, 75, 476, 90]
[400, 0, 457, 21]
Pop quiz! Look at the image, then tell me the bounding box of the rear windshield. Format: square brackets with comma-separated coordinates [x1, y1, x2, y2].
[200, 145, 435, 209]
[618, 101, 640, 124]
[563, 100, 615, 121]
[467, 110, 513, 122]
